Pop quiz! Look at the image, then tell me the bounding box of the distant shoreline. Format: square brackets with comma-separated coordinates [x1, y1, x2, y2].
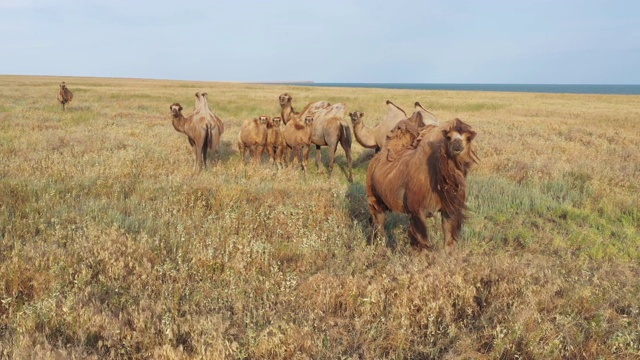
[280, 82, 640, 95]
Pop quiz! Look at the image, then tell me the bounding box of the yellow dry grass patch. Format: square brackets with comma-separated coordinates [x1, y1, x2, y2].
[0, 75, 639, 358]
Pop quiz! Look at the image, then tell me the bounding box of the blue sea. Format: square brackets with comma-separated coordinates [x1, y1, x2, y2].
[284, 83, 640, 95]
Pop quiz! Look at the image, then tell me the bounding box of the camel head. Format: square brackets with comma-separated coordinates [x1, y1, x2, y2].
[279, 93, 292, 108]
[258, 115, 269, 125]
[169, 103, 183, 118]
[272, 116, 282, 126]
[442, 118, 477, 162]
[59, 82, 67, 90]
[348, 111, 364, 125]
[304, 115, 314, 127]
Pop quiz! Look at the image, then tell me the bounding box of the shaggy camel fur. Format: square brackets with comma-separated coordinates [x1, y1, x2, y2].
[349, 100, 407, 152]
[169, 103, 214, 174]
[194, 92, 224, 162]
[366, 118, 478, 254]
[283, 114, 314, 171]
[279, 93, 353, 182]
[266, 116, 287, 168]
[237, 115, 269, 164]
[57, 82, 74, 111]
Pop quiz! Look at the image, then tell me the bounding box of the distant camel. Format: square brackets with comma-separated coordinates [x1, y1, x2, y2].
[169, 102, 214, 174]
[279, 93, 353, 182]
[349, 100, 407, 152]
[237, 115, 269, 164]
[57, 82, 73, 111]
[266, 116, 287, 168]
[194, 92, 224, 162]
[283, 114, 314, 172]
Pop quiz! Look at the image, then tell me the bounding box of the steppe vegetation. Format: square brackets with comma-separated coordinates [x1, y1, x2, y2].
[0, 75, 639, 359]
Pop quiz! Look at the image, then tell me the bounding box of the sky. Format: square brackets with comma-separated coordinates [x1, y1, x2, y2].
[1, 0, 638, 84]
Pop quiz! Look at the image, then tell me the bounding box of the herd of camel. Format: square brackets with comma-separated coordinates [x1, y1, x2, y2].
[57, 82, 479, 253]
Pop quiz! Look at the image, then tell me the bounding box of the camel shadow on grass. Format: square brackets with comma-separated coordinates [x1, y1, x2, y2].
[345, 181, 409, 250]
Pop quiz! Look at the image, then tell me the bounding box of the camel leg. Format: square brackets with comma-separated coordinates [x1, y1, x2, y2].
[240, 146, 247, 164]
[327, 140, 338, 178]
[409, 214, 433, 250]
[367, 196, 386, 244]
[194, 143, 203, 174]
[202, 144, 208, 170]
[255, 145, 264, 164]
[302, 145, 311, 172]
[339, 131, 353, 183]
[266, 145, 275, 164]
[441, 212, 462, 255]
[314, 145, 324, 174]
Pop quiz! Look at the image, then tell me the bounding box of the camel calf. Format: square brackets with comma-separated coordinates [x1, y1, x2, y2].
[57, 82, 73, 111]
[237, 115, 269, 164]
[283, 115, 314, 171]
[266, 116, 287, 168]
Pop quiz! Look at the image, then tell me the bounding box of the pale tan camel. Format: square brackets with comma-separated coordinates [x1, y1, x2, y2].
[266, 116, 287, 168]
[194, 92, 224, 162]
[349, 100, 407, 153]
[279, 93, 353, 182]
[237, 115, 269, 164]
[283, 114, 314, 172]
[169, 103, 214, 174]
[57, 82, 73, 111]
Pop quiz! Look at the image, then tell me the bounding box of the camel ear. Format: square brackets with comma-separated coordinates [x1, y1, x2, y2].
[467, 131, 477, 141]
[360, 112, 364, 117]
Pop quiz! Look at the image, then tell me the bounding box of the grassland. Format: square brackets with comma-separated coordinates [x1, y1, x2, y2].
[0, 75, 639, 359]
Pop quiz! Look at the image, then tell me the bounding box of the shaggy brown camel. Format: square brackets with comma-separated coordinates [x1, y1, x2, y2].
[266, 116, 287, 168]
[349, 100, 407, 153]
[57, 82, 73, 111]
[169, 103, 214, 174]
[366, 118, 479, 254]
[194, 92, 224, 162]
[237, 115, 269, 164]
[279, 93, 353, 182]
[283, 114, 314, 171]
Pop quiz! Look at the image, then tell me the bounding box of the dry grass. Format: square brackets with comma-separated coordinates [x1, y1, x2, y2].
[1, 75, 639, 359]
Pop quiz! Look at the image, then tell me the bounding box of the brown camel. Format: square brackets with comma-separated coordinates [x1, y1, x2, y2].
[349, 100, 407, 153]
[57, 82, 73, 111]
[384, 102, 440, 160]
[279, 93, 353, 182]
[237, 115, 269, 164]
[283, 114, 314, 171]
[266, 116, 287, 168]
[169, 103, 214, 174]
[366, 118, 479, 254]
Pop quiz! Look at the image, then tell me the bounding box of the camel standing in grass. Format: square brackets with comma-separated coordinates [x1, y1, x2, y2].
[283, 115, 314, 171]
[194, 92, 224, 162]
[279, 93, 353, 182]
[57, 82, 73, 111]
[349, 100, 407, 152]
[237, 115, 269, 164]
[266, 116, 287, 168]
[169, 103, 214, 174]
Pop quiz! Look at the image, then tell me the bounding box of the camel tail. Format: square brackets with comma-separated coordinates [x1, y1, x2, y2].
[340, 122, 352, 149]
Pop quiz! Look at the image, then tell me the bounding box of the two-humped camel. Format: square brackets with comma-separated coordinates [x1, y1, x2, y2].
[350, 101, 439, 152]
[194, 92, 224, 161]
[169, 101, 215, 174]
[266, 116, 287, 168]
[237, 115, 269, 164]
[57, 82, 74, 111]
[278, 93, 353, 182]
[283, 114, 314, 171]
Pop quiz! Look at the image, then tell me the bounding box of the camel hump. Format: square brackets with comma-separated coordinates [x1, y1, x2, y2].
[385, 100, 407, 123]
[414, 102, 438, 125]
